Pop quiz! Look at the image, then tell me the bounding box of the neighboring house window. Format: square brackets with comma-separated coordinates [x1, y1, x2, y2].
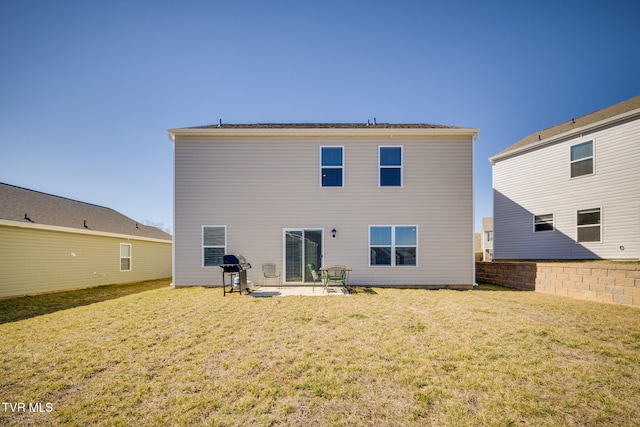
[120, 243, 132, 271]
[570, 140, 594, 178]
[203, 225, 226, 267]
[379, 146, 403, 187]
[320, 146, 344, 187]
[485, 231, 494, 241]
[534, 214, 554, 232]
[577, 208, 601, 242]
[369, 225, 417, 266]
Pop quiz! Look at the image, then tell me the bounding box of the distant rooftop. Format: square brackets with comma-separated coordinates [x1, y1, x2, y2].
[0, 182, 171, 241]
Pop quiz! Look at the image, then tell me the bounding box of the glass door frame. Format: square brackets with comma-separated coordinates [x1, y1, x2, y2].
[282, 228, 324, 284]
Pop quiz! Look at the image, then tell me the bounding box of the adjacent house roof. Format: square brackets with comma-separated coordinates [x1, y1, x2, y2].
[0, 182, 171, 241]
[491, 94, 640, 162]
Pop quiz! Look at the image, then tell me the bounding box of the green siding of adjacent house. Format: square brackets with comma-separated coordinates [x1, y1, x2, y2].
[0, 223, 172, 298]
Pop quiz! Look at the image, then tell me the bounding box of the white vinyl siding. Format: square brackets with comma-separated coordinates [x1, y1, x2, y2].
[173, 133, 474, 287]
[493, 117, 640, 260]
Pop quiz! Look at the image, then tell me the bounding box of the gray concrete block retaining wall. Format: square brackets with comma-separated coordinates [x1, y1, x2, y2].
[476, 261, 640, 308]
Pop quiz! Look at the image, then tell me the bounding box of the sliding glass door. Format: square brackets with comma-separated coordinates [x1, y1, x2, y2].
[284, 229, 323, 283]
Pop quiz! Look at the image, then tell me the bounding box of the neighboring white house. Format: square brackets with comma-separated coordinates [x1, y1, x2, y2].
[481, 217, 493, 261]
[0, 182, 173, 298]
[490, 94, 640, 260]
[168, 123, 479, 288]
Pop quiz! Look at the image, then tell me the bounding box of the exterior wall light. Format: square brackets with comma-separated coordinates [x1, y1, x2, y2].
[331, 228, 337, 239]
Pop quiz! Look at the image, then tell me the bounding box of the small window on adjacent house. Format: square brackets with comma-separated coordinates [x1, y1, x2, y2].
[570, 141, 594, 178]
[379, 146, 402, 187]
[577, 208, 601, 242]
[120, 243, 131, 271]
[486, 231, 494, 241]
[321, 146, 343, 187]
[203, 226, 226, 267]
[534, 214, 554, 232]
[369, 225, 417, 266]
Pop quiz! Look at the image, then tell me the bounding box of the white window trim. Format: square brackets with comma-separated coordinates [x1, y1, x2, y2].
[570, 139, 595, 179]
[576, 207, 602, 243]
[378, 145, 403, 188]
[202, 225, 227, 268]
[120, 243, 132, 272]
[533, 213, 555, 233]
[320, 145, 345, 188]
[368, 225, 418, 267]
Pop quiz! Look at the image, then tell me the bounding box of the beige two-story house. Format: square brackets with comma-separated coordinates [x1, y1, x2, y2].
[169, 123, 479, 288]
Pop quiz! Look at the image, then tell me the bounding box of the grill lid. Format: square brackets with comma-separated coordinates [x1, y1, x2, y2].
[223, 254, 247, 265]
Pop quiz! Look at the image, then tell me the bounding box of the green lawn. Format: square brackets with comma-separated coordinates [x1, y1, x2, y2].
[1, 280, 639, 426]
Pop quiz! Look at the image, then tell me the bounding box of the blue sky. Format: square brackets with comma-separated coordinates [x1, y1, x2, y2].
[1, 0, 639, 233]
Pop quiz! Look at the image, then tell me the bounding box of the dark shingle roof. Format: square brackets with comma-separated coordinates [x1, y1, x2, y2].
[183, 122, 464, 130]
[492, 94, 640, 160]
[0, 183, 171, 241]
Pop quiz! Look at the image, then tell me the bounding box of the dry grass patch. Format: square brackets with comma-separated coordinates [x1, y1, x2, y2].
[1, 283, 640, 426]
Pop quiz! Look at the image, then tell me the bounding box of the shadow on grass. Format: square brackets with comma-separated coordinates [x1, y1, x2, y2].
[0, 278, 172, 325]
[474, 283, 523, 292]
[346, 286, 378, 295]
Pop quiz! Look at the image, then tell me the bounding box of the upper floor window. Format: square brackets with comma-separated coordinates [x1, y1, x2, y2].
[534, 214, 554, 232]
[577, 208, 601, 242]
[321, 146, 343, 187]
[379, 146, 403, 187]
[570, 141, 594, 178]
[485, 231, 494, 242]
[203, 225, 226, 267]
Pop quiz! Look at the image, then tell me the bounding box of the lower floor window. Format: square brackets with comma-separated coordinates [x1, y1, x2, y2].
[534, 213, 554, 232]
[120, 243, 131, 271]
[577, 208, 601, 242]
[369, 225, 417, 266]
[203, 225, 226, 267]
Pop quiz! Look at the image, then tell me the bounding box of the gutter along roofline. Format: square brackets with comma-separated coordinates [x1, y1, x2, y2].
[0, 219, 172, 243]
[168, 124, 479, 142]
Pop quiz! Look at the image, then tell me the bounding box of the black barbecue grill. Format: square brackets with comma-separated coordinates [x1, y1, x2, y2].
[220, 254, 252, 296]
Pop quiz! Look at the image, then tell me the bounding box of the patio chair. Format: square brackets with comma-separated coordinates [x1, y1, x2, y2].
[307, 264, 325, 293]
[323, 266, 347, 293]
[261, 263, 281, 287]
